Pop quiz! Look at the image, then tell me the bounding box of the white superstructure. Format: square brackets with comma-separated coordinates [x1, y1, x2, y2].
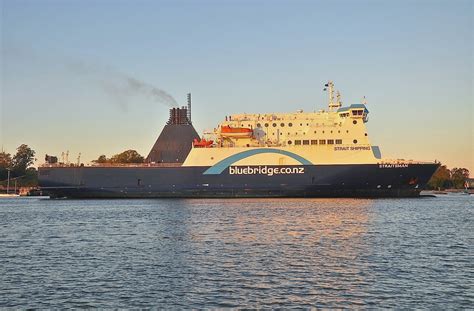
[183, 81, 382, 167]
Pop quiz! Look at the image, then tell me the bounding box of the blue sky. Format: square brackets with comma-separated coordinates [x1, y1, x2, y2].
[1, 0, 472, 171]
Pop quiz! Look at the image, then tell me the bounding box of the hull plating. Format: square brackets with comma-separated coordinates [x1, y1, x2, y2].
[39, 164, 439, 198]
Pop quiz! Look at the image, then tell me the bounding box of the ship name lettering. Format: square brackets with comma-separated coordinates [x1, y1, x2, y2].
[379, 164, 409, 168]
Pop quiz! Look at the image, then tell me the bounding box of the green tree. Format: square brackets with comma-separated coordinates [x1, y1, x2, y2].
[450, 167, 470, 189]
[110, 150, 144, 163]
[12, 144, 36, 176]
[0, 151, 13, 180]
[427, 165, 451, 190]
[93, 155, 109, 164]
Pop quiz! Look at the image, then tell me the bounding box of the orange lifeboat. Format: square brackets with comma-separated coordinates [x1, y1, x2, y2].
[193, 138, 214, 148]
[220, 125, 253, 138]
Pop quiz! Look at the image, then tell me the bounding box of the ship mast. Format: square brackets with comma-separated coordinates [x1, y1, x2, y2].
[324, 81, 342, 111]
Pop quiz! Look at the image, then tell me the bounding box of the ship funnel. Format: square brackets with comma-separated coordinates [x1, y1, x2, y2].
[187, 93, 192, 124]
[167, 106, 191, 125]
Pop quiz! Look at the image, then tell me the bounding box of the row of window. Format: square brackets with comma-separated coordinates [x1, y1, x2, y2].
[288, 139, 358, 145]
[253, 120, 358, 128]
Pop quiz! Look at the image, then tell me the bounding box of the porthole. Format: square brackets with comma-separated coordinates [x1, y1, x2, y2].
[365, 133, 368, 136]
[272, 123, 277, 127]
[289, 123, 293, 127]
[330, 130, 333, 134]
[314, 131, 317, 134]
[353, 120, 357, 125]
[346, 130, 349, 133]
[257, 123, 261, 128]
[288, 140, 292, 145]
[338, 130, 341, 133]
[353, 139, 358, 144]
[322, 131, 325, 134]
[281, 123, 285, 127]
[264, 123, 269, 127]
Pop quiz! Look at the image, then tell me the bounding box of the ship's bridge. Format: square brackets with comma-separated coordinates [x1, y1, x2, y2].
[337, 104, 369, 123]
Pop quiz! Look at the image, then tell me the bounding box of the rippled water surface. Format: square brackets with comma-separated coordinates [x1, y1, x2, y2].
[0, 196, 472, 308]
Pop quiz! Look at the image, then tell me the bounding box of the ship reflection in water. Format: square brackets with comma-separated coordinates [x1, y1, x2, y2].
[178, 198, 375, 307]
[0, 196, 471, 308]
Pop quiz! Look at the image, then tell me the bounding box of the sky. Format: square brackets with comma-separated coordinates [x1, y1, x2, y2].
[1, 0, 473, 172]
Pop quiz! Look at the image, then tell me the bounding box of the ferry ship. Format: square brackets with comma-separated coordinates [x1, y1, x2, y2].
[38, 82, 439, 198]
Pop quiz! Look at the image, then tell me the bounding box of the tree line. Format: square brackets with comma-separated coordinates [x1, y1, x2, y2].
[427, 165, 470, 190]
[0, 144, 37, 186]
[93, 150, 145, 164]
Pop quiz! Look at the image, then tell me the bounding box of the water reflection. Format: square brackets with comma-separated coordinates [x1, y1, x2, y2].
[1, 197, 470, 308]
[173, 198, 376, 307]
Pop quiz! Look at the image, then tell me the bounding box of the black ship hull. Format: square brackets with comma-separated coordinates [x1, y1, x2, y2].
[38, 163, 439, 198]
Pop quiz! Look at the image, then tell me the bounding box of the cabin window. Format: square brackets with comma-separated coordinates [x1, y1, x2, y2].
[289, 123, 293, 127]
[287, 140, 292, 145]
[319, 139, 326, 145]
[257, 123, 261, 128]
[346, 130, 349, 133]
[137, 179, 142, 186]
[330, 130, 333, 134]
[327, 139, 334, 145]
[295, 140, 302, 145]
[353, 139, 358, 144]
[300, 123, 302, 126]
[336, 139, 342, 144]
[265, 123, 269, 127]
[314, 131, 317, 134]
[311, 140, 317, 145]
[280, 123, 285, 127]
[273, 123, 277, 127]
[338, 130, 341, 133]
[303, 140, 309, 145]
[353, 120, 357, 125]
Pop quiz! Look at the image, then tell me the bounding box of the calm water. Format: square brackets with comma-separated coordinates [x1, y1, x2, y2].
[0, 196, 472, 308]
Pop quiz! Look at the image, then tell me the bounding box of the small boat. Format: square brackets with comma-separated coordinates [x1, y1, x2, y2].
[220, 125, 253, 138]
[193, 138, 214, 148]
[0, 194, 20, 198]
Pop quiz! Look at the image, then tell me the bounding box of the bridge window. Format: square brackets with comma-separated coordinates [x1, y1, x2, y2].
[295, 140, 302, 145]
[319, 139, 326, 145]
[336, 139, 342, 144]
[327, 139, 334, 145]
[303, 140, 309, 145]
[311, 140, 317, 145]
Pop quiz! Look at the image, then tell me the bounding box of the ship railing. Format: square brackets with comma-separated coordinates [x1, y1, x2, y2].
[40, 163, 183, 168]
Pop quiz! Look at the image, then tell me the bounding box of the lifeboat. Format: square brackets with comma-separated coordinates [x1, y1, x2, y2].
[220, 125, 253, 138]
[193, 138, 214, 148]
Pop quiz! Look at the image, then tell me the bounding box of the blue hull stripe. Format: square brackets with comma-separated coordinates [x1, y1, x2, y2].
[203, 148, 313, 175]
